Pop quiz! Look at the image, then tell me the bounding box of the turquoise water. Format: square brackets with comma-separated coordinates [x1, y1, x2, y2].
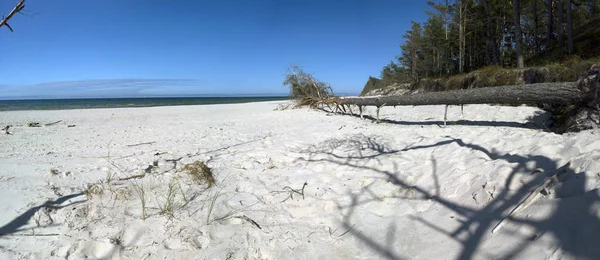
[0, 96, 289, 111]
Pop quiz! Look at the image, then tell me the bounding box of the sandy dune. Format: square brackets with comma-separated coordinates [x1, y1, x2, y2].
[1, 101, 599, 260]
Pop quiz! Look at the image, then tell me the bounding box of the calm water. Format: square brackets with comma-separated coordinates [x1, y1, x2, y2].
[0, 96, 289, 111]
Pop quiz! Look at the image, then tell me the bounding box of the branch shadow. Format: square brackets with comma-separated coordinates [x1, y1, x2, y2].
[296, 135, 599, 259]
[0, 192, 85, 237]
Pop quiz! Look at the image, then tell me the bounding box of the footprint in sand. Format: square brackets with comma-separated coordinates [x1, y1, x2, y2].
[70, 240, 120, 259]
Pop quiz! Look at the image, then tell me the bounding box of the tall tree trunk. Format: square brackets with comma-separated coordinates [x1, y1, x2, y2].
[513, 0, 525, 68]
[566, 0, 574, 54]
[483, 0, 500, 65]
[557, 0, 564, 50]
[459, 1, 465, 73]
[534, 0, 541, 54]
[412, 45, 417, 81]
[444, 0, 449, 41]
[546, 0, 554, 48]
[440, 0, 449, 76]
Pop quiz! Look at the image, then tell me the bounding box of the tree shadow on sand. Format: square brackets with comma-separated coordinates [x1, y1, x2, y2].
[321, 106, 554, 131]
[0, 192, 85, 237]
[297, 134, 600, 259]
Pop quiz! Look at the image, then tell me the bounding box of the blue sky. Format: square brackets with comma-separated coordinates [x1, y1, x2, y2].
[0, 0, 429, 99]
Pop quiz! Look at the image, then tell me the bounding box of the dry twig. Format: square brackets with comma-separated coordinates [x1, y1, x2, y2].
[126, 141, 156, 147]
[117, 173, 146, 181]
[2, 125, 12, 135]
[272, 182, 308, 202]
[234, 215, 262, 229]
[44, 120, 62, 126]
[0, 0, 25, 32]
[2, 233, 59, 237]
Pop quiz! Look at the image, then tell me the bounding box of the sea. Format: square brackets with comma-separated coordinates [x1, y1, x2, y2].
[0, 96, 289, 111]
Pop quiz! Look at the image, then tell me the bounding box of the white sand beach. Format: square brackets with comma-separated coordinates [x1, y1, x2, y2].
[1, 101, 599, 260]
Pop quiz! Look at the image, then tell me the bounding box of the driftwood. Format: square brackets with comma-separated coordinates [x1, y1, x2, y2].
[492, 162, 571, 233]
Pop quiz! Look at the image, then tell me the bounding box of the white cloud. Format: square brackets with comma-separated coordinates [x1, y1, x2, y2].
[0, 79, 201, 99]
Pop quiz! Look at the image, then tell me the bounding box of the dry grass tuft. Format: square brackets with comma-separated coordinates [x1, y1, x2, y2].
[84, 183, 104, 199]
[183, 161, 215, 188]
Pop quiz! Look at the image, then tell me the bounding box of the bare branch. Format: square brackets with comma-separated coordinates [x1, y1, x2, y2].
[0, 0, 25, 32]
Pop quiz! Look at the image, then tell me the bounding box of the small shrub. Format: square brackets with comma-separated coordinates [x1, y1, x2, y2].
[445, 74, 465, 90]
[183, 161, 215, 188]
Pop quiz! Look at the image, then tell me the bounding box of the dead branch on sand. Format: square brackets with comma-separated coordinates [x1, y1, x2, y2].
[44, 120, 62, 126]
[126, 141, 156, 147]
[117, 173, 146, 181]
[492, 162, 571, 233]
[2, 125, 12, 135]
[234, 215, 262, 229]
[1, 233, 59, 237]
[272, 182, 308, 202]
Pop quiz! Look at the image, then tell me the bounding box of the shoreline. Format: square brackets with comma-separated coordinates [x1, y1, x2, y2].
[0, 96, 290, 112]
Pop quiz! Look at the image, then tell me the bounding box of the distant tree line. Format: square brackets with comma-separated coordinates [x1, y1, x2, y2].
[380, 0, 600, 86]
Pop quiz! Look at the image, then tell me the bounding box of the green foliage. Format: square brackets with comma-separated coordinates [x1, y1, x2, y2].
[545, 56, 596, 82]
[381, 61, 411, 86]
[283, 65, 333, 106]
[378, 0, 600, 88]
[360, 76, 383, 96]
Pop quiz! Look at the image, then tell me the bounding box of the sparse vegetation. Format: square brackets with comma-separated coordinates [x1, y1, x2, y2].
[363, 57, 599, 96]
[105, 171, 115, 184]
[158, 181, 179, 219]
[183, 161, 215, 188]
[84, 183, 104, 199]
[205, 187, 222, 225]
[131, 181, 147, 220]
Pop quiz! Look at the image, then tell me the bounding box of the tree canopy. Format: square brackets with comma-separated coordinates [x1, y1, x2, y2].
[380, 0, 600, 85]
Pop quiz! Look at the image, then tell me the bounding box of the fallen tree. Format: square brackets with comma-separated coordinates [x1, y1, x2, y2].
[332, 72, 598, 107]
[325, 67, 599, 133]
